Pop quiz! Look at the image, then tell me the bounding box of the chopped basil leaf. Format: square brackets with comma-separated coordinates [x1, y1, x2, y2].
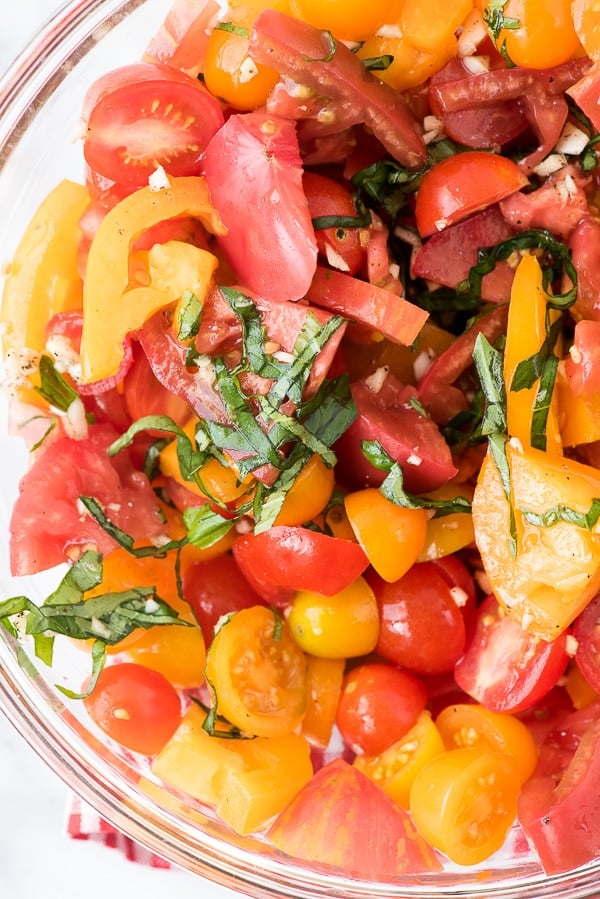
[361, 54, 394, 72]
[198, 686, 254, 740]
[34, 354, 80, 411]
[177, 289, 203, 342]
[472, 333, 507, 436]
[215, 21, 249, 37]
[457, 231, 577, 310]
[183, 503, 236, 549]
[311, 210, 371, 231]
[220, 287, 284, 381]
[408, 396, 428, 418]
[361, 440, 472, 518]
[530, 353, 559, 451]
[58, 640, 106, 700]
[271, 607, 284, 641]
[298, 374, 357, 449]
[30, 418, 58, 452]
[79, 495, 184, 558]
[109, 414, 209, 485]
[488, 432, 517, 558]
[483, 0, 519, 64]
[520, 498, 600, 530]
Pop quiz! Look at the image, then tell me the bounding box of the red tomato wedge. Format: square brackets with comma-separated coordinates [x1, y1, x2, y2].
[143, 0, 221, 74]
[84, 65, 224, 186]
[248, 9, 426, 170]
[519, 701, 600, 874]
[454, 595, 569, 714]
[564, 319, 600, 397]
[269, 758, 441, 879]
[9, 424, 167, 575]
[414, 151, 528, 238]
[232, 526, 370, 605]
[306, 267, 429, 346]
[202, 112, 317, 303]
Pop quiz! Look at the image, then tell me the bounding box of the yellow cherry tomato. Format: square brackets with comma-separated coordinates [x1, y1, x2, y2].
[573, 0, 600, 61]
[274, 454, 335, 526]
[565, 663, 599, 710]
[344, 488, 428, 582]
[399, 0, 473, 52]
[473, 441, 600, 639]
[435, 703, 538, 784]
[289, 0, 404, 42]
[354, 710, 445, 809]
[409, 748, 521, 866]
[482, 0, 581, 69]
[205, 605, 308, 737]
[357, 31, 457, 93]
[287, 576, 379, 658]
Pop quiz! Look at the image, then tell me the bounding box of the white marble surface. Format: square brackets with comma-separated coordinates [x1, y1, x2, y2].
[0, 3, 243, 897]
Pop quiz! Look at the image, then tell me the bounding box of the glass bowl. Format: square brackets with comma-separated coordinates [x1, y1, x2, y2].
[1, 2, 600, 897]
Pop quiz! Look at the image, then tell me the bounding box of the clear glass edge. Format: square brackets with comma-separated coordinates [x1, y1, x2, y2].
[1, 1, 600, 896]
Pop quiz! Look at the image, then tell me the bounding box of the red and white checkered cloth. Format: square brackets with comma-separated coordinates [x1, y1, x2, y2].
[67, 794, 171, 868]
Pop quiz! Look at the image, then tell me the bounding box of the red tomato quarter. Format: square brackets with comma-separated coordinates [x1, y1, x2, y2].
[572, 594, 600, 693]
[454, 595, 570, 713]
[414, 151, 528, 238]
[84, 662, 182, 755]
[303, 171, 367, 275]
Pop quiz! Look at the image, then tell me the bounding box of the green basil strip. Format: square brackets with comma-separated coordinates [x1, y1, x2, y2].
[177, 290, 203, 342]
[219, 287, 284, 380]
[521, 498, 600, 530]
[361, 54, 394, 72]
[79, 495, 184, 558]
[488, 432, 517, 558]
[458, 230, 577, 309]
[267, 314, 346, 408]
[311, 211, 372, 231]
[215, 21, 249, 37]
[57, 640, 107, 700]
[183, 504, 237, 550]
[34, 355, 80, 412]
[472, 333, 507, 436]
[530, 354, 559, 451]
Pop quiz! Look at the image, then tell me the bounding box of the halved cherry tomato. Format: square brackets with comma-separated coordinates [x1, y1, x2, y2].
[483, 0, 581, 69]
[354, 711, 445, 809]
[435, 703, 538, 784]
[414, 151, 528, 238]
[301, 655, 345, 747]
[288, 0, 403, 42]
[336, 662, 427, 756]
[572, 594, 600, 694]
[454, 595, 569, 714]
[269, 758, 441, 878]
[372, 562, 467, 675]
[205, 605, 308, 737]
[287, 577, 379, 659]
[232, 525, 369, 605]
[84, 65, 224, 186]
[83, 662, 182, 755]
[410, 747, 521, 866]
[303, 171, 367, 276]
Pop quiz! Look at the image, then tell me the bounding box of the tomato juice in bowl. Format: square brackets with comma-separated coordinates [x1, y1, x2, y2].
[3, 0, 600, 896]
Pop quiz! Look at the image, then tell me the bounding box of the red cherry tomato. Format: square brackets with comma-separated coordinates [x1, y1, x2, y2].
[572, 594, 600, 693]
[84, 65, 224, 187]
[83, 662, 182, 755]
[454, 595, 570, 713]
[336, 662, 427, 756]
[303, 171, 367, 275]
[372, 562, 467, 675]
[182, 553, 264, 645]
[414, 151, 528, 238]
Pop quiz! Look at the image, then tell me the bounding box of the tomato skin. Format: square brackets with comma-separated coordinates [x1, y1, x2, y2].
[572, 595, 600, 693]
[336, 663, 427, 756]
[454, 595, 570, 714]
[303, 171, 367, 276]
[84, 663, 182, 755]
[181, 553, 264, 646]
[202, 111, 317, 303]
[232, 526, 370, 605]
[269, 758, 441, 878]
[373, 562, 467, 675]
[414, 151, 528, 238]
[84, 68, 224, 187]
[205, 606, 308, 737]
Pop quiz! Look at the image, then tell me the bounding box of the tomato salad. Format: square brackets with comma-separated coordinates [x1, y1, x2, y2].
[3, 0, 600, 882]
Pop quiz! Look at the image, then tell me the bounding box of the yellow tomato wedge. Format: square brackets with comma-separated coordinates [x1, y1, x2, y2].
[2, 179, 88, 356]
[81, 176, 225, 383]
[473, 439, 600, 639]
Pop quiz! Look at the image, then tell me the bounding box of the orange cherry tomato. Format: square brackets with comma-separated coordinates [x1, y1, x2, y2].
[205, 605, 308, 737]
[483, 0, 581, 69]
[409, 748, 521, 865]
[344, 487, 428, 582]
[288, 0, 404, 42]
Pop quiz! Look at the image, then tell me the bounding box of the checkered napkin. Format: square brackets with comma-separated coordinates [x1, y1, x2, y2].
[67, 794, 171, 867]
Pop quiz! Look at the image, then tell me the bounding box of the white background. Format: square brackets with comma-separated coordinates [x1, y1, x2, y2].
[0, 3, 241, 897]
